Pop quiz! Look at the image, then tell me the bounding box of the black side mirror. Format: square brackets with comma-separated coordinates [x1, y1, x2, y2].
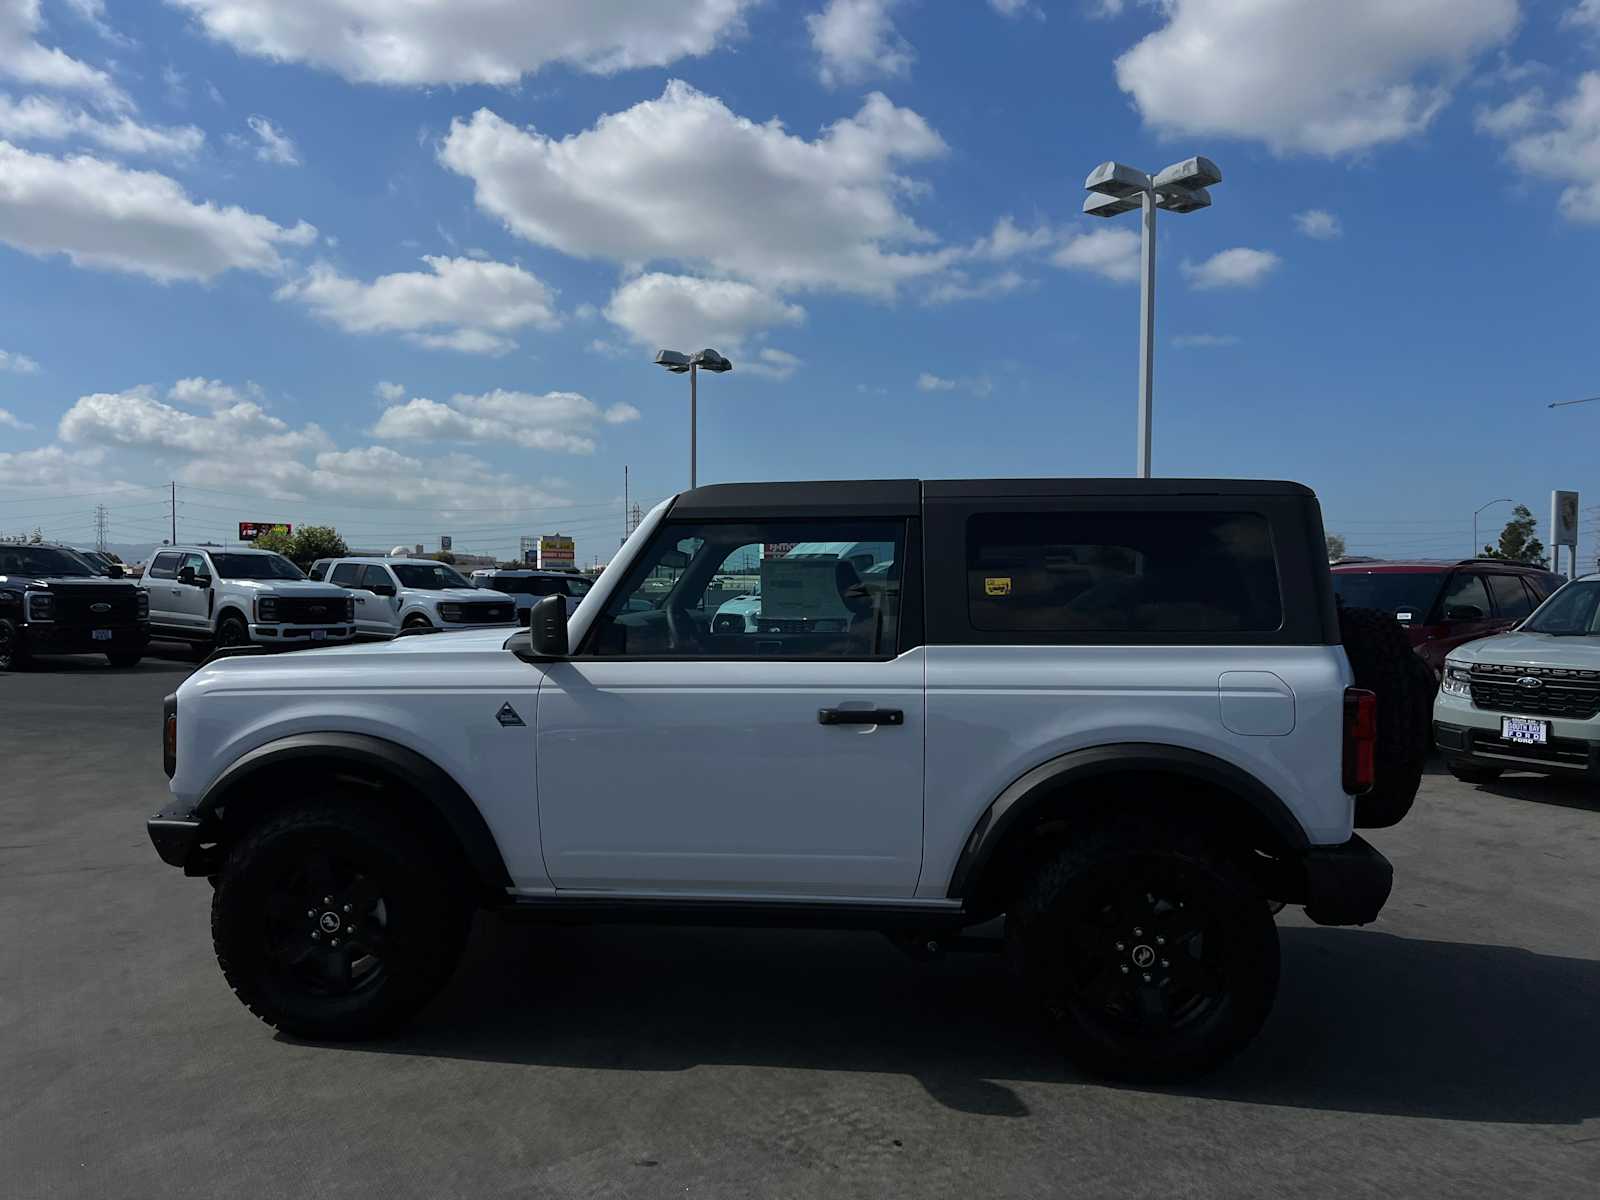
[1444, 604, 1485, 621]
[107, 563, 124, 579]
[370, 583, 397, 598]
[177, 566, 196, 586]
[530, 593, 568, 657]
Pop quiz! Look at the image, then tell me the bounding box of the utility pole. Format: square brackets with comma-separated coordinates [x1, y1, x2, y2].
[623, 464, 629, 547]
[94, 504, 109, 552]
[170, 481, 177, 545]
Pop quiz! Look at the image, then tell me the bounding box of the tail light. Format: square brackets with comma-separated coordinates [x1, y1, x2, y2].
[162, 693, 178, 779]
[1343, 687, 1377, 794]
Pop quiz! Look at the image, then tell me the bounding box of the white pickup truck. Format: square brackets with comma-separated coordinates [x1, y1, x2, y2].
[140, 546, 354, 652]
[314, 557, 517, 636]
[146, 478, 1422, 1079]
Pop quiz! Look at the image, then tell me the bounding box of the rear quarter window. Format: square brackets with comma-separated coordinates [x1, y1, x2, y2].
[966, 511, 1282, 634]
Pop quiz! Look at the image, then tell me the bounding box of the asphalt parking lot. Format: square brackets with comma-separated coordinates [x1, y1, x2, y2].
[3, 652, 1599, 1199]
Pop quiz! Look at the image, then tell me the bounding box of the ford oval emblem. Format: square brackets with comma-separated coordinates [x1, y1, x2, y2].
[90, 602, 111, 613]
[1516, 676, 1543, 689]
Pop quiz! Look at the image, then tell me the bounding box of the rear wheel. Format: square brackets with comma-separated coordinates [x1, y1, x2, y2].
[1013, 812, 1279, 1080]
[211, 801, 470, 1040]
[1445, 760, 1504, 785]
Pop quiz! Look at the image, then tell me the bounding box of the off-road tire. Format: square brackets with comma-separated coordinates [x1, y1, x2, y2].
[211, 800, 470, 1040]
[1444, 759, 1504, 785]
[214, 613, 249, 651]
[1012, 810, 1279, 1080]
[1339, 606, 1429, 829]
[402, 614, 432, 631]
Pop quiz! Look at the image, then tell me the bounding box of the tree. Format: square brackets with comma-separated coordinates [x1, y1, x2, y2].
[252, 528, 296, 558]
[291, 525, 348, 566]
[1482, 504, 1547, 566]
[1326, 533, 1347, 561]
[429, 550, 457, 565]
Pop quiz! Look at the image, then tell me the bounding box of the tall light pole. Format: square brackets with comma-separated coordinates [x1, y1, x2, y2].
[1474, 497, 1513, 557]
[1083, 155, 1222, 478]
[654, 348, 733, 489]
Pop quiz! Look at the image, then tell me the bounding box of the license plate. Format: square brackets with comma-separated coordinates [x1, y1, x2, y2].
[1502, 716, 1549, 745]
[310, 629, 326, 641]
[92, 629, 112, 641]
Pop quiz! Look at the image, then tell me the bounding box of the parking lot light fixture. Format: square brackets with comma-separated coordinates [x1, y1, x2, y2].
[1474, 497, 1513, 556]
[655, 348, 733, 489]
[1082, 154, 1222, 478]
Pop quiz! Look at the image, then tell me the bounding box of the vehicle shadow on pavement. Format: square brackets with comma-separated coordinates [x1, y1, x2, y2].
[1474, 775, 1600, 815]
[302, 919, 1600, 1124]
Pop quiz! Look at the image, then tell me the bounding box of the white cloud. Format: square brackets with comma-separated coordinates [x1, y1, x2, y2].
[1293, 209, 1343, 240]
[1565, 1, 1600, 32]
[1476, 90, 1545, 137]
[438, 82, 949, 297]
[0, 444, 113, 494]
[1182, 247, 1282, 290]
[246, 115, 299, 166]
[0, 348, 40, 374]
[603, 273, 805, 351]
[0, 140, 316, 281]
[918, 372, 958, 391]
[0, 406, 33, 429]
[277, 255, 560, 355]
[967, 215, 1057, 261]
[167, 0, 756, 87]
[1051, 227, 1141, 283]
[1089, 0, 1124, 16]
[167, 377, 262, 410]
[1172, 333, 1241, 349]
[989, 0, 1041, 16]
[0, 94, 203, 158]
[374, 381, 405, 402]
[59, 385, 330, 457]
[924, 268, 1028, 304]
[0, 0, 128, 108]
[372, 390, 639, 455]
[1489, 73, 1600, 223]
[808, 0, 913, 88]
[743, 348, 803, 381]
[1115, 0, 1519, 156]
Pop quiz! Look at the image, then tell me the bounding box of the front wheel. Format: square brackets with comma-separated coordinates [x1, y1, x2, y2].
[1013, 814, 1279, 1080]
[214, 614, 249, 651]
[211, 801, 470, 1040]
[402, 614, 432, 631]
[0, 619, 27, 671]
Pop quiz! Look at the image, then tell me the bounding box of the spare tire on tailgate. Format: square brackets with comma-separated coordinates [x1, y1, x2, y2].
[1338, 606, 1430, 829]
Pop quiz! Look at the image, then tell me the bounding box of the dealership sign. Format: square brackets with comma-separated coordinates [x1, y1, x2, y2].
[239, 522, 291, 540]
[537, 534, 576, 569]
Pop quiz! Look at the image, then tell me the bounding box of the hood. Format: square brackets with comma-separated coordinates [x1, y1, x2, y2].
[1447, 630, 1600, 669]
[8, 575, 140, 589]
[223, 579, 350, 596]
[418, 587, 511, 601]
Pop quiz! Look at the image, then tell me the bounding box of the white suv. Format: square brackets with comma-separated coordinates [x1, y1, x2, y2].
[148, 478, 1420, 1079]
[1435, 573, 1600, 782]
[141, 546, 354, 651]
[319, 557, 517, 636]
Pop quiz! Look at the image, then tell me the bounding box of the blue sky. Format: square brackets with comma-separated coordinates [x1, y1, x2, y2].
[1, 0, 1598, 566]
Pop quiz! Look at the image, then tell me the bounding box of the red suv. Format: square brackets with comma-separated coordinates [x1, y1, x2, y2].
[1329, 558, 1565, 678]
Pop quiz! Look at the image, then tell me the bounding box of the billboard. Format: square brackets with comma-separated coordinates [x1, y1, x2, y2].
[1552, 490, 1580, 579]
[440, 534, 453, 552]
[239, 522, 291, 541]
[537, 534, 576, 570]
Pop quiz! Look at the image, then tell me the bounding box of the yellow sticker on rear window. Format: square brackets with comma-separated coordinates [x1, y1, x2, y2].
[985, 577, 1012, 596]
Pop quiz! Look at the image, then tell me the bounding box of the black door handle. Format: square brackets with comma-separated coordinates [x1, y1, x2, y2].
[818, 707, 904, 726]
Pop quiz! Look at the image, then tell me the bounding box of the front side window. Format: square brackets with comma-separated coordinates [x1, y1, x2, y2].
[392, 563, 470, 589]
[1486, 574, 1535, 621]
[210, 552, 303, 581]
[587, 520, 904, 659]
[147, 552, 180, 580]
[181, 553, 209, 581]
[1440, 572, 1491, 620]
[362, 565, 395, 591]
[307, 561, 328, 581]
[329, 563, 362, 587]
[966, 511, 1281, 634]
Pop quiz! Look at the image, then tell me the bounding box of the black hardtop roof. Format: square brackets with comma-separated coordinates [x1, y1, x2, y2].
[671, 478, 1315, 519]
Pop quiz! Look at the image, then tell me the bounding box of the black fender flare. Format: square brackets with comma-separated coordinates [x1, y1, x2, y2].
[946, 743, 1310, 900]
[193, 732, 512, 891]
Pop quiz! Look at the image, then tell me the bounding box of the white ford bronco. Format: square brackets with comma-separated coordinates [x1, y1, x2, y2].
[147, 479, 1419, 1078]
[140, 546, 355, 652]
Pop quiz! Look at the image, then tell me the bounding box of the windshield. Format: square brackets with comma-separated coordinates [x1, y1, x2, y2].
[393, 563, 470, 589]
[1521, 581, 1600, 636]
[1331, 571, 1444, 618]
[210, 553, 304, 581]
[0, 546, 97, 577]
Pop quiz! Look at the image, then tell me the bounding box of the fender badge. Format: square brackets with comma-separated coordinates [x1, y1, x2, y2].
[495, 702, 526, 727]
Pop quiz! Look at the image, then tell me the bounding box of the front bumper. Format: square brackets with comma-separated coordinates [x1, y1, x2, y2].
[248, 623, 355, 645]
[1434, 719, 1600, 776]
[20, 622, 150, 655]
[147, 799, 214, 874]
[1300, 835, 1393, 926]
